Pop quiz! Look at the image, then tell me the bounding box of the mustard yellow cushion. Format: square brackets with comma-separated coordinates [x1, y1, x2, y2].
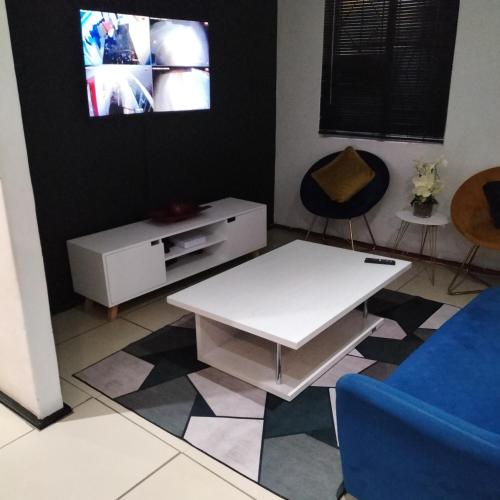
[312, 147, 375, 203]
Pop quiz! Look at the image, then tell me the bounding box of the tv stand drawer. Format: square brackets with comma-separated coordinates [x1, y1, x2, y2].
[105, 243, 167, 305]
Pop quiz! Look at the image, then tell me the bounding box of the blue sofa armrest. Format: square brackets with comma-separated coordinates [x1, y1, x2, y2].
[337, 374, 500, 500]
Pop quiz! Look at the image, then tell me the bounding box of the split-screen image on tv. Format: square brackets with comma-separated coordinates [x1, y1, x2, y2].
[80, 10, 210, 117]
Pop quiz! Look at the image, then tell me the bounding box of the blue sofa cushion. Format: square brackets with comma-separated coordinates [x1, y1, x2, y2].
[386, 287, 500, 434]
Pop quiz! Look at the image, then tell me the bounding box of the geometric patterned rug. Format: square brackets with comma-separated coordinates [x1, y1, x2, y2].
[75, 289, 459, 500]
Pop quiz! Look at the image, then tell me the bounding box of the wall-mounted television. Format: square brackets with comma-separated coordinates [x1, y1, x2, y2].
[80, 10, 210, 117]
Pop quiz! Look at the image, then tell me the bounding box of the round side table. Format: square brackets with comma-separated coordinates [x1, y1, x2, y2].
[393, 210, 449, 285]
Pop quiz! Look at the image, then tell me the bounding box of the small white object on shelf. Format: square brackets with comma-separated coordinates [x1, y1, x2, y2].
[170, 231, 208, 249]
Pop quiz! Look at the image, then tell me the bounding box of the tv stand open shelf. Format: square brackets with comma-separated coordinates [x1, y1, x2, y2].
[164, 233, 227, 262]
[67, 198, 267, 320]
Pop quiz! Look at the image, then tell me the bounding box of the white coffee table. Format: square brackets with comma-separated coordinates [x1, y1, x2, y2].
[167, 241, 411, 400]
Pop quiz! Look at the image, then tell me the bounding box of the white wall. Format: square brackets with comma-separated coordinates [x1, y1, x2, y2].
[275, 0, 500, 269]
[0, 0, 63, 419]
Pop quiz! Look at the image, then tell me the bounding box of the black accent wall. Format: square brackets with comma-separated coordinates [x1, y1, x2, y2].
[6, 0, 277, 312]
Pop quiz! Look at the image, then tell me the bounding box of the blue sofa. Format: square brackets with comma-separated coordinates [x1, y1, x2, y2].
[337, 288, 500, 500]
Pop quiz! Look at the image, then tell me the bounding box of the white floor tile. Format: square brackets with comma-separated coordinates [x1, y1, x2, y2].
[56, 318, 150, 378]
[119, 299, 186, 331]
[384, 260, 425, 291]
[51, 306, 107, 344]
[117, 287, 171, 314]
[171, 313, 196, 329]
[0, 399, 177, 500]
[0, 404, 32, 449]
[398, 264, 480, 308]
[122, 454, 251, 499]
[62, 374, 113, 400]
[94, 394, 280, 499]
[60, 378, 91, 408]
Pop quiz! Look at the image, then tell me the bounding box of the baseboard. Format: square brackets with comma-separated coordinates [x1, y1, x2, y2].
[271, 223, 500, 277]
[0, 391, 72, 430]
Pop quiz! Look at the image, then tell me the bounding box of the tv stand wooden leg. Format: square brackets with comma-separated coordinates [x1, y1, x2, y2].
[107, 306, 118, 321]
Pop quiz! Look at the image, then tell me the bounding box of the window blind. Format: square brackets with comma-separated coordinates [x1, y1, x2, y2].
[320, 0, 460, 143]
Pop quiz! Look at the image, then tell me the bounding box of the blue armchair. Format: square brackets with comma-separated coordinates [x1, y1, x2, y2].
[336, 288, 500, 500]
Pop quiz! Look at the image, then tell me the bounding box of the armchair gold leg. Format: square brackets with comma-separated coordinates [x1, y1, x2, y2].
[323, 218, 330, 241]
[305, 215, 318, 241]
[448, 245, 490, 295]
[348, 219, 355, 251]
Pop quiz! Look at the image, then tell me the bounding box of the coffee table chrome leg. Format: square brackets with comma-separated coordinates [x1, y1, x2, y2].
[276, 344, 282, 384]
[348, 219, 355, 251]
[363, 300, 368, 319]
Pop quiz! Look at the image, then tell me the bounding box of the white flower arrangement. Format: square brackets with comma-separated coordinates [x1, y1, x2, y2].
[411, 156, 447, 206]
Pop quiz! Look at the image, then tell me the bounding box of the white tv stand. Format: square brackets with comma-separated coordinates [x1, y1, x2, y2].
[67, 198, 267, 320]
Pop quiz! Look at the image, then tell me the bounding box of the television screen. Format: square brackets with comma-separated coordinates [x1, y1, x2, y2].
[80, 10, 210, 117]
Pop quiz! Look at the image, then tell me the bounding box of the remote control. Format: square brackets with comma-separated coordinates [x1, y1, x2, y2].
[364, 258, 396, 265]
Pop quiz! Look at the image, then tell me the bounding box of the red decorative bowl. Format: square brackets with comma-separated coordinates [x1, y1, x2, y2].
[149, 202, 210, 223]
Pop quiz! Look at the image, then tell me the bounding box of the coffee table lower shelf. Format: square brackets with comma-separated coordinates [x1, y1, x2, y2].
[195, 310, 383, 401]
